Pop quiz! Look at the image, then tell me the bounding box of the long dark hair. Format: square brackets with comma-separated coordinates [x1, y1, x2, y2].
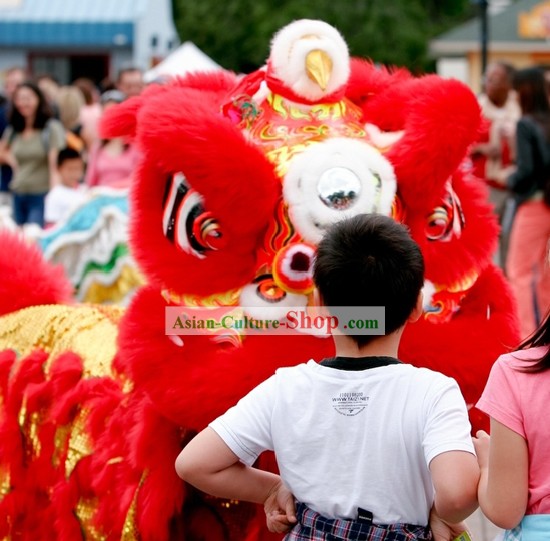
[513, 67, 550, 141]
[9, 81, 54, 133]
[516, 309, 550, 372]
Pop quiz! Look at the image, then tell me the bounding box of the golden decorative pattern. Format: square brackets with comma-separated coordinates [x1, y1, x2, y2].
[75, 496, 106, 541]
[65, 407, 92, 479]
[0, 465, 10, 500]
[53, 424, 71, 469]
[83, 265, 144, 305]
[246, 92, 367, 180]
[0, 304, 121, 379]
[162, 287, 242, 308]
[121, 475, 143, 541]
[18, 401, 42, 463]
[446, 269, 480, 294]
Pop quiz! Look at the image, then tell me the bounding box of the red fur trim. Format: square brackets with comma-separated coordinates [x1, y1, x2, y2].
[120, 286, 332, 430]
[379, 77, 481, 209]
[133, 409, 185, 541]
[128, 90, 280, 295]
[101, 71, 239, 141]
[51, 473, 83, 541]
[0, 232, 72, 315]
[172, 69, 240, 97]
[99, 94, 144, 140]
[0, 349, 16, 401]
[346, 57, 412, 110]
[226, 69, 266, 101]
[90, 392, 143, 537]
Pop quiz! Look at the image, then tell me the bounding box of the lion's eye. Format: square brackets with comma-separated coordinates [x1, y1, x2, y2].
[162, 172, 224, 258]
[425, 183, 465, 242]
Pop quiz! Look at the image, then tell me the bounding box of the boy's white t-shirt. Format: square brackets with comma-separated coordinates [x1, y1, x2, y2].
[45, 184, 87, 224]
[209, 359, 475, 526]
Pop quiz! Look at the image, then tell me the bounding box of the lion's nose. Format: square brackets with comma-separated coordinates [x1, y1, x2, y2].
[272, 242, 316, 295]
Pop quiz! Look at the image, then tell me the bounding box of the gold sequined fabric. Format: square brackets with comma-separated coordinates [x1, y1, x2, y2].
[0, 304, 123, 540]
[83, 265, 144, 305]
[0, 304, 122, 378]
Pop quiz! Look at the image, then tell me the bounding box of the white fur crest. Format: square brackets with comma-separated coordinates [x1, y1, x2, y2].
[283, 138, 397, 244]
[269, 19, 350, 101]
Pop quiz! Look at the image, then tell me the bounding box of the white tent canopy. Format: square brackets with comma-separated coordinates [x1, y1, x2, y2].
[144, 41, 223, 82]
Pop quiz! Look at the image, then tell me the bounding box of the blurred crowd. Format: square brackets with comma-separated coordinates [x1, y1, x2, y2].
[0, 66, 144, 229]
[469, 62, 550, 340]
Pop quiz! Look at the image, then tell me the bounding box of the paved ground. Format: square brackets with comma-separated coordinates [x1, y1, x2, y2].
[466, 508, 503, 541]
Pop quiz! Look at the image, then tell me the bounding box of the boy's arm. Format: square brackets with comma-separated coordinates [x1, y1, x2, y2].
[176, 427, 293, 512]
[473, 422, 528, 529]
[429, 450, 479, 523]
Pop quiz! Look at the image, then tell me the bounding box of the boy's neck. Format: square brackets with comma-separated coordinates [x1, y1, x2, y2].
[61, 181, 78, 189]
[333, 329, 403, 360]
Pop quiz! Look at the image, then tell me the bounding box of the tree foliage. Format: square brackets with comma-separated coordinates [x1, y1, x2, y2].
[172, 0, 476, 74]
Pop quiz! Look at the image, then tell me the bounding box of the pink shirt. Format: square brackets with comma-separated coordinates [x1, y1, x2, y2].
[78, 103, 102, 145]
[477, 347, 550, 515]
[85, 141, 140, 188]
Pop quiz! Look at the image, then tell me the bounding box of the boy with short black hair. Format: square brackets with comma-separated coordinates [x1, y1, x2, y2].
[44, 147, 86, 226]
[176, 214, 479, 540]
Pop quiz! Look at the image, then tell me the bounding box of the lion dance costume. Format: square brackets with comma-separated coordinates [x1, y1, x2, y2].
[0, 19, 518, 541]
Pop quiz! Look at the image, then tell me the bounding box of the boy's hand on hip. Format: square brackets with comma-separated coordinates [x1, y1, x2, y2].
[430, 506, 471, 541]
[264, 481, 297, 533]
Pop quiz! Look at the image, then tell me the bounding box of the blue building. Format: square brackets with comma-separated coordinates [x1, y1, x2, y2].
[0, 0, 178, 84]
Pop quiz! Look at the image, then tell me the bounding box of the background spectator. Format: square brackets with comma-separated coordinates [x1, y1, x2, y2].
[73, 77, 102, 151]
[56, 85, 86, 154]
[36, 73, 61, 117]
[84, 90, 140, 189]
[0, 66, 26, 207]
[0, 81, 65, 227]
[116, 67, 145, 98]
[501, 67, 550, 339]
[471, 62, 521, 267]
[45, 147, 86, 226]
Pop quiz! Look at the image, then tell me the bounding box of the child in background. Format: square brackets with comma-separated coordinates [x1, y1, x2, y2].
[44, 147, 86, 226]
[475, 310, 550, 540]
[176, 214, 479, 541]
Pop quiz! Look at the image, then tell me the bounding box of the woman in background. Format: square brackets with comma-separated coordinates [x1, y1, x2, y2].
[503, 67, 550, 339]
[0, 81, 65, 227]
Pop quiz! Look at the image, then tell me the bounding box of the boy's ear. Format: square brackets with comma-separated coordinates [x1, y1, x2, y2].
[408, 291, 424, 323]
[312, 288, 323, 307]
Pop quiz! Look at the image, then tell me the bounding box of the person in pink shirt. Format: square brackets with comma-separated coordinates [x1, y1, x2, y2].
[474, 311, 550, 540]
[73, 77, 102, 153]
[84, 90, 140, 189]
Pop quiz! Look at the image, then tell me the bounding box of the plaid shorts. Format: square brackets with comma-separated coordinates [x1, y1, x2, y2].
[284, 503, 433, 541]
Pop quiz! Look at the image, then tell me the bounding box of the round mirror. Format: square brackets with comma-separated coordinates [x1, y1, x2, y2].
[318, 167, 361, 210]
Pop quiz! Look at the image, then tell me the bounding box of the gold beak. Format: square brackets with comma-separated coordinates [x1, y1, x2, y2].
[305, 49, 332, 91]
